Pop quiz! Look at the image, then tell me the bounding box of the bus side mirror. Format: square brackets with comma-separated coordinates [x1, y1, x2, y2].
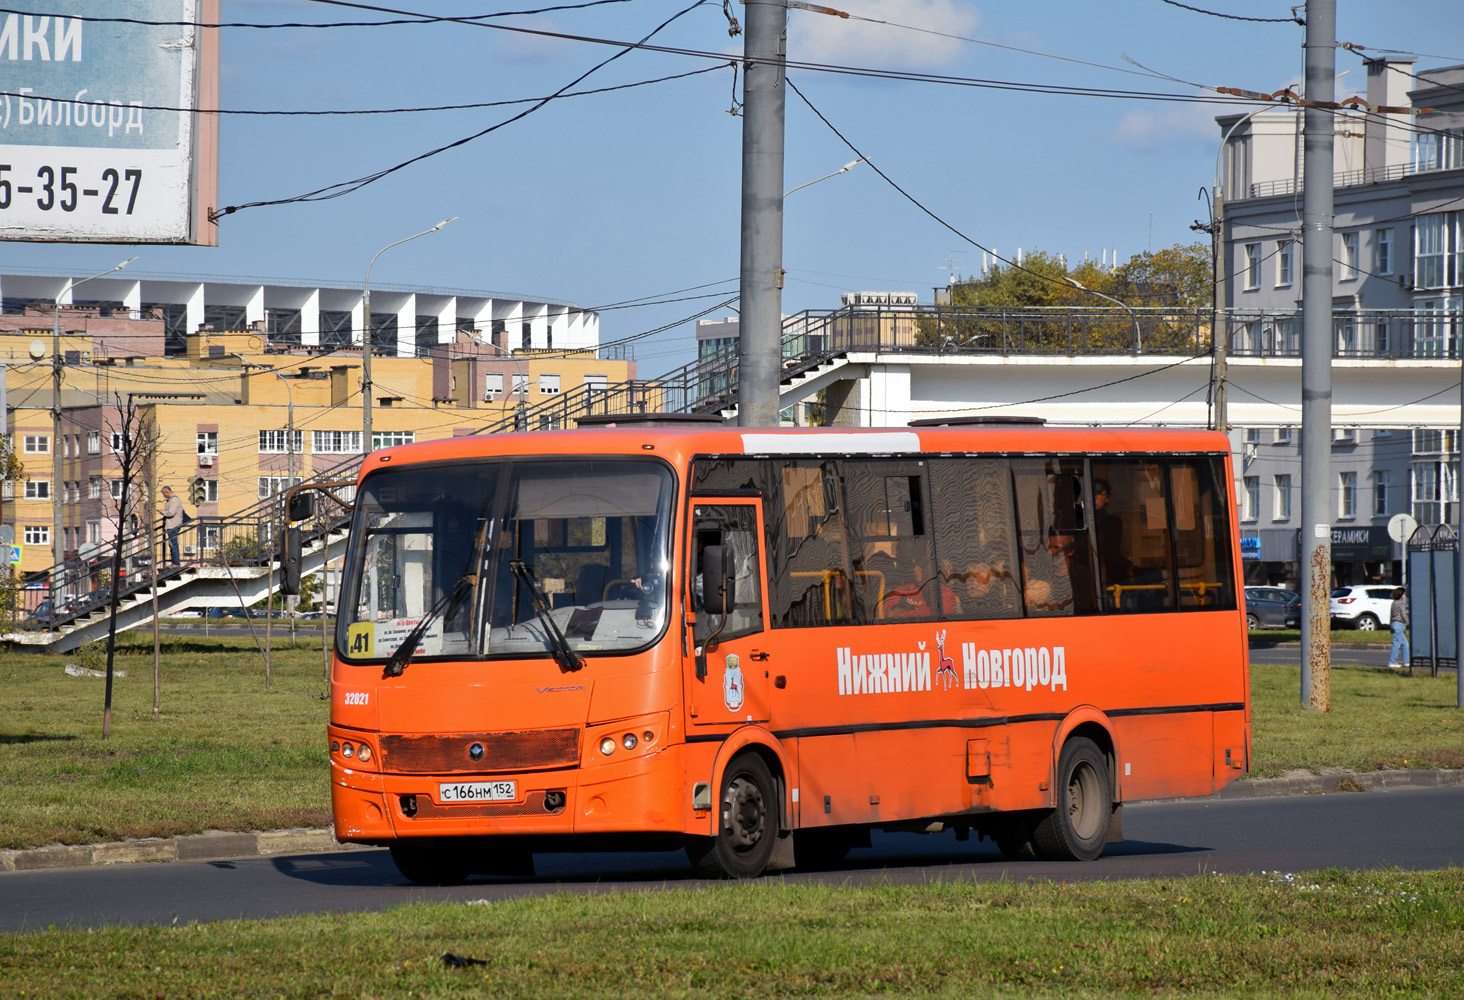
[283, 526, 303, 595]
[287, 491, 315, 522]
[702, 544, 735, 615]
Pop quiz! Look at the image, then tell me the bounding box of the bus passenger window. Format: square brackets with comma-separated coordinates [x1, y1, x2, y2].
[1170, 458, 1236, 611]
[773, 463, 852, 627]
[1013, 459, 1098, 617]
[928, 459, 1021, 620]
[1091, 460, 1175, 613]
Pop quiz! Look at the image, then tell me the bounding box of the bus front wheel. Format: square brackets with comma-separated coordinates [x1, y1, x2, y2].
[389, 841, 472, 885]
[688, 752, 779, 878]
[1031, 737, 1112, 862]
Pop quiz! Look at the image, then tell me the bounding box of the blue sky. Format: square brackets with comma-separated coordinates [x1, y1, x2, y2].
[5, 0, 1464, 374]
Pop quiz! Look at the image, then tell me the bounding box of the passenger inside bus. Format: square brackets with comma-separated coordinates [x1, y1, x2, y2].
[1024, 529, 1097, 615]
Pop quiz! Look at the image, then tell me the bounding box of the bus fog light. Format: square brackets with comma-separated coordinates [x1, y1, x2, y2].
[356, 744, 372, 763]
[599, 737, 616, 756]
[643, 730, 655, 744]
[330, 740, 340, 753]
[341, 743, 355, 758]
[622, 733, 638, 750]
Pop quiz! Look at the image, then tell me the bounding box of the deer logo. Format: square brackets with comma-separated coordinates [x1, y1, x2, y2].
[935, 630, 957, 691]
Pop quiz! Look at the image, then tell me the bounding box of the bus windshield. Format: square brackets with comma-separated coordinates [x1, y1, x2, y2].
[340, 459, 675, 664]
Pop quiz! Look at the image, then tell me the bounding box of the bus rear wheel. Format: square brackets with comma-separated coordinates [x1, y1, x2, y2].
[688, 752, 778, 878]
[389, 841, 472, 885]
[1031, 737, 1112, 862]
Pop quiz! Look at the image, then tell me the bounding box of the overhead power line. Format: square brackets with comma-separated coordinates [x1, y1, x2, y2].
[0, 1, 633, 31]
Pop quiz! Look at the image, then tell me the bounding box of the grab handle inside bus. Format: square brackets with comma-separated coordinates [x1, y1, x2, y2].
[702, 545, 735, 615]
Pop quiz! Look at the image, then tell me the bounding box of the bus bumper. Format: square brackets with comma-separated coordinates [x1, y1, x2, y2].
[330, 743, 688, 843]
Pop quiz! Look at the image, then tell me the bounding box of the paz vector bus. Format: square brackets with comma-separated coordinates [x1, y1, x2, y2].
[284, 419, 1250, 883]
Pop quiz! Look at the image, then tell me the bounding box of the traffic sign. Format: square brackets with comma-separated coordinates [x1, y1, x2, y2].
[8, 544, 22, 565]
[1388, 513, 1418, 544]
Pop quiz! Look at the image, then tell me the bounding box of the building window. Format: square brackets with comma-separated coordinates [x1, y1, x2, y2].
[312, 430, 362, 454]
[512, 373, 529, 396]
[1414, 127, 1464, 172]
[1277, 239, 1293, 286]
[1243, 476, 1259, 522]
[24, 479, 50, 500]
[1414, 212, 1461, 291]
[89, 476, 102, 500]
[539, 374, 560, 395]
[1413, 428, 1458, 455]
[1333, 427, 1357, 445]
[22, 434, 49, 454]
[484, 373, 503, 398]
[205, 479, 219, 503]
[1340, 231, 1359, 280]
[1374, 229, 1393, 276]
[200, 524, 222, 551]
[23, 525, 49, 545]
[110, 431, 123, 453]
[86, 431, 100, 454]
[1244, 243, 1261, 290]
[1276, 427, 1293, 444]
[1243, 428, 1260, 444]
[258, 429, 303, 454]
[371, 431, 415, 449]
[110, 479, 124, 500]
[1274, 473, 1292, 520]
[1373, 469, 1391, 517]
[87, 520, 101, 545]
[1338, 471, 1357, 519]
[1412, 461, 1458, 526]
[196, 432, 218, 455]
[258, 476, 303, 499]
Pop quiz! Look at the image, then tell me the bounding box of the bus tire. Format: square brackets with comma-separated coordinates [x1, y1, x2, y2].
[1032, 737, 1112, 862]
[389, 841, 472, 885]
[688, 752, 779, 878]
[991, 811, 1040, 861]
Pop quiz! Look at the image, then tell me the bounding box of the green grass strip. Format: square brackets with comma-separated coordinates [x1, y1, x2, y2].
[3, 871, 1462, 998]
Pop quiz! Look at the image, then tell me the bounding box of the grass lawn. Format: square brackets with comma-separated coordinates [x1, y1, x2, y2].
[0, 634, 1460, 850]
[0, 633, 332, 851]
[2, 870, 1462, 998]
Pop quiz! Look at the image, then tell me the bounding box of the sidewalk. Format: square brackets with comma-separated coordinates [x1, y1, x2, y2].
[4, 768, 1461, 873]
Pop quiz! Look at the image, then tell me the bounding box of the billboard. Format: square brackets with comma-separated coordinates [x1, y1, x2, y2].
[0, 1, 218, 245]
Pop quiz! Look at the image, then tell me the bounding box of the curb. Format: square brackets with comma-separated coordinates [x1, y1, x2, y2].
[0, 827, 367, 874]
[4, 770, 1462, 873]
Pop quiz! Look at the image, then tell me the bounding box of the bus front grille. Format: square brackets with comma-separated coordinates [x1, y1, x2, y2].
[380, 729, 580, 773]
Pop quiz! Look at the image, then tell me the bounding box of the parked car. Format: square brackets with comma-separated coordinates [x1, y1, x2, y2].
[27, 599, 54, 625]
[1244, 586, 1301, 629]
[1329, 585, 1397, 630]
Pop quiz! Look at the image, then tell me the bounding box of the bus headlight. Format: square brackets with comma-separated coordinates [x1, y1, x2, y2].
[622, 733, 638, 750]
[599, 737, 616, 756]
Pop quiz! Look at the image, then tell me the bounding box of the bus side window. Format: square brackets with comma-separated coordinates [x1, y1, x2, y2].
[1012, 459, 1098, 617]
[1091, 459, 1175, 614]
[928, 458, 1021, 620]
[1169, 458, 1236, 611]
[843, 461, 936, 624]
[772, 463, 852, 627]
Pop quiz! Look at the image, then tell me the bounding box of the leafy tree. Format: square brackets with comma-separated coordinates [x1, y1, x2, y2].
[0, 435, 23, 628]
[1112, 242, 1211, 309]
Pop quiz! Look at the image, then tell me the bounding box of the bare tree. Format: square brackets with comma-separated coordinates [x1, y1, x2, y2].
[99, 395, 159, 740]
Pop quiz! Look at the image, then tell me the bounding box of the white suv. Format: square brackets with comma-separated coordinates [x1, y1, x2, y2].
[1329, 585, 1396, 631]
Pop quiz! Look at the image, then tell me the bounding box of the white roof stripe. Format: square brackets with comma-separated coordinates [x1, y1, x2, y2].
[740, 431, 922, 455]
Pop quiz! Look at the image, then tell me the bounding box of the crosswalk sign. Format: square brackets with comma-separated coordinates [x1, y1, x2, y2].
[8, 544, 20, 565]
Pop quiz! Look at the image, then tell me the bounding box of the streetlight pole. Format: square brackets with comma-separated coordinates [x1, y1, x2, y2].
[53, 257, 137, 571]
[274, 370, 296, 483]
[362, 218, 456, 452]
[1066, 277, 1142, 353]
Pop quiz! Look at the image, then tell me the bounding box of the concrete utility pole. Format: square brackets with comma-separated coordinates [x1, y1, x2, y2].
[736, 0, 787, 428]
[1300, 0, 1335, 712]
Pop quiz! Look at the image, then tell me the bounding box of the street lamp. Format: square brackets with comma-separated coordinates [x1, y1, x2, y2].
[362, 217, 457, 451]
[1065, 276, 1142, 354]
[784, 158, 864, 198]
[53, 257, 137, 570]
[274, 370, 297, 484]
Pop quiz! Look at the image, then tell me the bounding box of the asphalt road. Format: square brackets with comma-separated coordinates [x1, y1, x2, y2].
[3, 786, 1462, 932]
[1248, 640, 1458, 673]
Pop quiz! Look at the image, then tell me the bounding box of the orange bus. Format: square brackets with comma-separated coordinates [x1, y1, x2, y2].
[296, 420, 1249, 883]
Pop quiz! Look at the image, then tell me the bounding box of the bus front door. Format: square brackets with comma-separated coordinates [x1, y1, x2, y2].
[687, 501, 770, 727]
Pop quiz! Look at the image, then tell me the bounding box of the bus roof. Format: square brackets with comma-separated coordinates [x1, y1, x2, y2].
[359, 425, 1232, 481]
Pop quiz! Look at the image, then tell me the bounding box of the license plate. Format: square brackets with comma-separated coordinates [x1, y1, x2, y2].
[437, 780, 516, 803]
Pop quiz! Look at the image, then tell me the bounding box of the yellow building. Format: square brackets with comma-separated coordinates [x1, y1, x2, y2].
[2, 328, 636, 577]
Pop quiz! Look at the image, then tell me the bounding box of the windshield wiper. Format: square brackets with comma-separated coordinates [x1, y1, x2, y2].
[382, 573, 475, 679]
[509, 559, 584, 673]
